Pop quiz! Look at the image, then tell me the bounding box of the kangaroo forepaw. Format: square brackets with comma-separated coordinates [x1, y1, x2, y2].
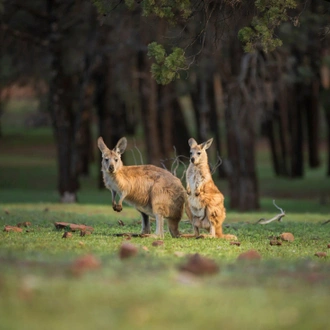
[113, 204, 122, 212]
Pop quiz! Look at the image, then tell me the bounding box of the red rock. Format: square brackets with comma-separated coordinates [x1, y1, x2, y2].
[54, 222, 94, 232]
[237, 250, 261, 261]
[4, 225, 23, 233]
[314, 252, 327, 258]
[270, 240, 282, 246]
[179, 253, 219, 276]
[230, 241, 241, 246]
[152, 240, 164, 247]
[71, 254, 101, 276]
[17, 222, 31, 227]
[119, 243, 138, 259]
[62, 232, 72, 238]
[279, 232, 294, 242]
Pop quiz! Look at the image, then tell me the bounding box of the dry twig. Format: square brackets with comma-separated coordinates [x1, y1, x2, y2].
[256, 200, 285, 225]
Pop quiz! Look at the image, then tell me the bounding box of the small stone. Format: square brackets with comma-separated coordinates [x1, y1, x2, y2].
[17, 222, 31, 228]
[179, 253, 219, 276]
[230, 241, 241, 246]
[270, 240, 282, 246]
[152, 240, 164, 247]
[279, 232, 294, 242]
[119, 243, 138, 259]
[4, 225, 23, 233]
[62, 232, 72, 238]
[71, 254, 101, 276]
[314, 252, 327, 258]
[237, 249, 261, 261]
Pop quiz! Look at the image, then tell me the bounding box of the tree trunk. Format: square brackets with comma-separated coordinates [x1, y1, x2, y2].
[225, 85, 259, 211]
[47, 1, 79, 202]
[326, 107, 330, 177]
[321, 89, 330, 176]
[95, 54, 127, 187]
[138, 50, 162, 165]
[305, 79, 321, 168]
[290, 83, 304, 177]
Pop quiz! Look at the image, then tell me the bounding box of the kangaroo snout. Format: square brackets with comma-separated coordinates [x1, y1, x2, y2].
[108, 164, 115, 173]
[190, 157, 195, 164]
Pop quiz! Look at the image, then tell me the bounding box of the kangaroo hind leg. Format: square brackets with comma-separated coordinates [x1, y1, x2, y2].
[167, 218, 180, 238]
[140, 212, 151, 235]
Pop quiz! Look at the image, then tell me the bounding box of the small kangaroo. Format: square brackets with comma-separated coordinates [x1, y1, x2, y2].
[98, 136, 187, 238]
[186, 137, 237, 240]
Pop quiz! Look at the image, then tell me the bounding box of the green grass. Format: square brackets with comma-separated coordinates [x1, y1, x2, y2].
[0, 205, 330, 330]
[1, 115, 330, 329]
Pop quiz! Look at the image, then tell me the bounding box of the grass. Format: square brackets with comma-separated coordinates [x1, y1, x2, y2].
[0, 205, 330, 330]
[0, 111, 330, 329]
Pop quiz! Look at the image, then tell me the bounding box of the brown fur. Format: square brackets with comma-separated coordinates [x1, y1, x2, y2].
[186, 138, 237, 240]
[98, 136, 187, 238]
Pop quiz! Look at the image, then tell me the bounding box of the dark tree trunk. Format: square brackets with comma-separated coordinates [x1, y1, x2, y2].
[290, 83, 304, 178]
[305, 80, 321, 168]
[157, 84, 173, 158]
[75, 84, 94, 176]
[225, 85, 259, 211]
[190, 75, 210, 143]
[47, 1, 79, 202]
[171, 89, 190, 157]
[207, 74, 225, 177]
[262, 114, 280, 176]
[321, 89, 330, 176]
[137, 50, 162, 165]
[156, 83, 190, 170]
[95, 55, 127, 187]
[326, 107, 330, 176]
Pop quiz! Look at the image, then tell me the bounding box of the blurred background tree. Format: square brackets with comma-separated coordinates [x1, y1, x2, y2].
[1, 0, 330, 210]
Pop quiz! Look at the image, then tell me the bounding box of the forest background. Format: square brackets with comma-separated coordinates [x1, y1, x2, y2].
[1, 0, 330, 212]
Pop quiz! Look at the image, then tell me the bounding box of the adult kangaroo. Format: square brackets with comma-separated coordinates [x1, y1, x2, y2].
[98, 136, 187, 238]
[186, 137, 237, 240]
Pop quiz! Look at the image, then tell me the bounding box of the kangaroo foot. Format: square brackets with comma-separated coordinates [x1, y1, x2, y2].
[221, 234, 238, 241]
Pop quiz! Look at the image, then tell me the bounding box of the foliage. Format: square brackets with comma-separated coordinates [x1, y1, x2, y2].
[147, 42, 186, 85]
[91, 0, 300, 83]
[238, 0, 297, 52]
[139, 0, 192, 22]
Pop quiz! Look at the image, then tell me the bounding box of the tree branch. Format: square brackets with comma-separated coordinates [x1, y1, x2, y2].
[256, 200, 285, 224]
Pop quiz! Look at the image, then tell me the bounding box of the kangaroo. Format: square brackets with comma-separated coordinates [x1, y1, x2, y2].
[98, 136, 187, 238]
[186, 137, 237, 240]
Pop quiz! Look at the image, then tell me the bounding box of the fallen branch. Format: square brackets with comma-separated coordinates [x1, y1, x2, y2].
[256, 200, 285, 225]
[321, 219, 330, 225]
[54, 222, 94, 232]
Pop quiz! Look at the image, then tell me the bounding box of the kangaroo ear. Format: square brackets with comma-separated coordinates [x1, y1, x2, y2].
[114, 137, 127, 154]
[97, 137, 108, 153]
[201, 138, 213, 150]
[188, 138, 197, 148]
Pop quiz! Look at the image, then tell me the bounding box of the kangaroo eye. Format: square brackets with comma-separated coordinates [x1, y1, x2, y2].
[104, 158, 109, 162]
[115, 158, 118, 162]
[197, 152, 201, 155]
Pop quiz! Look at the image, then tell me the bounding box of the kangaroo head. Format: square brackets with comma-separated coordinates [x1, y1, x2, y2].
[188, 137, 213, 166]
[97, 137, 127, 174]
